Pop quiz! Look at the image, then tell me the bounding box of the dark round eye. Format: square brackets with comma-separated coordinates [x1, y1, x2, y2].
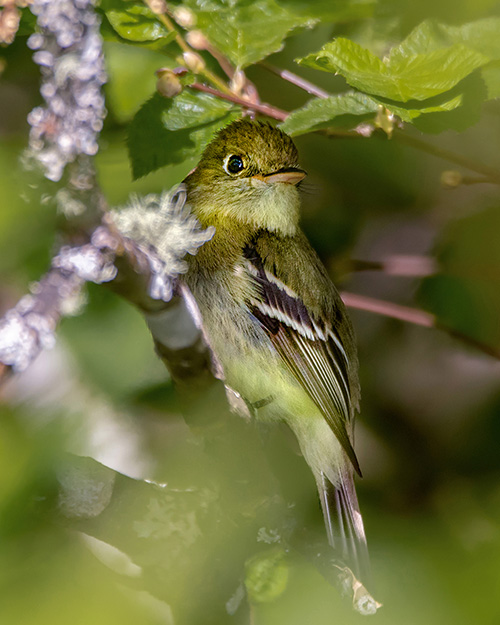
[224, 154, 244, 174]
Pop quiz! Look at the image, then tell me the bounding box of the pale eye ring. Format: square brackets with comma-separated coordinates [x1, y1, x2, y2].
[223, 154, 245, 175]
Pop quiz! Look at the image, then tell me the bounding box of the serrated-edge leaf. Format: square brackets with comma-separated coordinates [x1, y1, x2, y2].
[298, 38, 402, 99]
[280, 89, 465, 136]
[299, 36, 489, 102]
[105, 3, 171, 42]
[128, 93, 241, 179]
[386, 44, 489, 101]
[386, 93, 463, 122]
[440, 17, 500, 61]
[377, 17, 500, 66]
[185, 0, 312, 68]
[299, 37, 384, 75]
[279, 92, 380, 135]
[388, 20, 449, 60]
[162, 91, 234, 131]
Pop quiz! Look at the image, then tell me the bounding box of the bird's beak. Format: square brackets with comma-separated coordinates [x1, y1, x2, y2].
[253, 167, 307, 186]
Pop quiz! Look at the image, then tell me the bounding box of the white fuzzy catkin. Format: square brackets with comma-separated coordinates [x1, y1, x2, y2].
[26, 0, 106, 182]
[0, 297, 58, 372]
[111, 186, 215, 301]
[53, 244, 117, 284]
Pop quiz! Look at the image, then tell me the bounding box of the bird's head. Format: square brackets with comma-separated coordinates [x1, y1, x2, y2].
[184, 120, 306, 236]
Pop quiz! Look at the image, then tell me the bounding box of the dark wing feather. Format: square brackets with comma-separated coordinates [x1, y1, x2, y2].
[243, 242, 361, 476]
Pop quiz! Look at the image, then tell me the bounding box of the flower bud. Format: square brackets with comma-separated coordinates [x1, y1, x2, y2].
[173, 7, 196, 29]
[186, 30, 209, 50]
[0, 4, 21, 44]
[146, 0, 167, 15]
[156, 68, 183, 98]
[441, 170, 462, 188]
[182, 51, 205, 74]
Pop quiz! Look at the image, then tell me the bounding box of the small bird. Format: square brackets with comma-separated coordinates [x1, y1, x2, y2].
[183, 119, 369, 581]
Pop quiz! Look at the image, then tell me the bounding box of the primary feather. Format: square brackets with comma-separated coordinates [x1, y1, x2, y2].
[183, 119, 369, 582]
[242, 235, 360, 476]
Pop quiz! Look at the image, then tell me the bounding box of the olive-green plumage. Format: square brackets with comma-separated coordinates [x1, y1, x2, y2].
[182, 119, 369, 581]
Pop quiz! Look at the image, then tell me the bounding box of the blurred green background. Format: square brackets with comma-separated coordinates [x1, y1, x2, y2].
[1, 1, 500, 624]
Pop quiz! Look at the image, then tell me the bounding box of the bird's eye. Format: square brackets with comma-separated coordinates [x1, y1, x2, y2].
[224, 154, 245, 175]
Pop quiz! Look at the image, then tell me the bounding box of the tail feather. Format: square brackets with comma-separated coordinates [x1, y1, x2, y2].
[317, 469, 370, 584]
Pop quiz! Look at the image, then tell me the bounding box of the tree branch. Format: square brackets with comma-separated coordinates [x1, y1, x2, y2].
[0, 191, 218, 388]
[0, 1, 217, 389]
[53, 447, 380, 618]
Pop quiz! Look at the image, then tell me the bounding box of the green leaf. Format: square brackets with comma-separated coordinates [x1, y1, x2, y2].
[334, 17, 500, 103]
[384, 94, 464, 123]
[430, 18, 500, 101]
[388, 20, 450, 58]
[127, 92, 240, 179]
[299, 38, 386, 90]
[100, 14, 176, 51]
[279, 90, 466, 137]
[419, 205, 500, 347]
[410, 71, 486, 133]
[279, 92, 380, 136]
[436, 17, 500, 60]
[181, 0, 312, 68]
[299, 37, 489, 102]
[162, 91, 236, 131]
[101, 0, 175, 43]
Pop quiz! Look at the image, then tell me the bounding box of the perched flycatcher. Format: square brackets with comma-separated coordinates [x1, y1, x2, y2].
[183, 119, 369, 581]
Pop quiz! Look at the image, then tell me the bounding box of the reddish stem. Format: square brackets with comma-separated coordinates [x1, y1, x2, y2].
[189, 82, 288, 121]
[341, 291, 500, 360]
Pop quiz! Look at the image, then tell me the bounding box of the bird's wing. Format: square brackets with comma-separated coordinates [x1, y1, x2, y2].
[243, 241, 361, 476]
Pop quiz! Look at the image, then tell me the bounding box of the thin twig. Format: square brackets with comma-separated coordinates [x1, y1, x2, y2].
[144, 0, 232, 95]
[341, 291, 435, 327]
[260, 62, 331, 99]
[148, 1, 191, 53]
[341, 291, 500, 360]
[189, 82, 289, 121]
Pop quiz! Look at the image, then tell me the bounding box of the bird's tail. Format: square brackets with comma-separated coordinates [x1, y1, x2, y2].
[316, 467, 370, 584]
